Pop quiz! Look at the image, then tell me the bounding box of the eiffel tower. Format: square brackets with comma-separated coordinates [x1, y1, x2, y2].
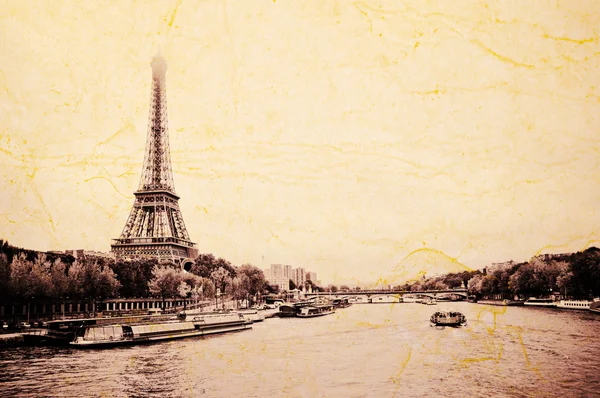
[111, 53, 198, 268]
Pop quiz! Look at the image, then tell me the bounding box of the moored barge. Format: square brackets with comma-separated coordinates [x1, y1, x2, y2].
[70, 313, 251, 348]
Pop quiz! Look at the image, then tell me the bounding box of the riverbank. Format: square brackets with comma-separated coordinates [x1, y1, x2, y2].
[0, 333, 24, 347]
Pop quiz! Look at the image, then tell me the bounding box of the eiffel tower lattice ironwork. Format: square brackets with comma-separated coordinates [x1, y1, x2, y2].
[111, 53, 198, 265]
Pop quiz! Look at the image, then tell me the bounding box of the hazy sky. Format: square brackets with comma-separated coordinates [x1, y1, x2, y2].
[1, 1, 599, 285]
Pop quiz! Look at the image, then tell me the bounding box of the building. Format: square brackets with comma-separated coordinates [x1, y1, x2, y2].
[264, 264, 320, 291]
[110, 53, 197, 268]
[293, 267, 305, 288]
[63, 250, 115, 260]
[283, 264, 293, 280]
[264, 264, 289, 292]
[306, 272, 318, 285]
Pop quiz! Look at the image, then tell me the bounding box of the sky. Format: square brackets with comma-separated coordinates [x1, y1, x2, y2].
[1, 1, 600, 286]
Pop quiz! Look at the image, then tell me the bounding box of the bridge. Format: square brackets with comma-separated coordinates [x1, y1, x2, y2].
[305, 289, 468, 299]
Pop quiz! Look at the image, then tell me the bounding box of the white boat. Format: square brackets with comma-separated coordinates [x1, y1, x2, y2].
[296, 305, 335, 318]
[421, 298, 437, 305]
[402, 294, 429, 303]
[348, 296, 366, 303]
[70, 313, 252, 348]
[236, 309, 265, 323]
[370, 295, 401, 303]
[524, 298, 557, 308]
[556, 300, 591, 310]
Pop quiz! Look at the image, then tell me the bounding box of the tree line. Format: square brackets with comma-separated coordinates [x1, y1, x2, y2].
[0, 240, 268, 308]
[392, 247, 600, 300]
[3, 239, 599, 305]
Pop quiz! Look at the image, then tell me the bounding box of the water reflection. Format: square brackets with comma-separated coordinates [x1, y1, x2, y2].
[2, 303, 599, 397]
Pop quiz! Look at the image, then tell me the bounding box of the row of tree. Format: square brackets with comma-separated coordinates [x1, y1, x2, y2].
[3, 239, 599, 304]
[396, 247, 600, 299]
[0, 240, 270, 308]
[467, 248, 600, 299]
[0, 252, 121, 302]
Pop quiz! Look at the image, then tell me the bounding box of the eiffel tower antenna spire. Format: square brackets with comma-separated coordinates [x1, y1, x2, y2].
[111, 54, 197, 269]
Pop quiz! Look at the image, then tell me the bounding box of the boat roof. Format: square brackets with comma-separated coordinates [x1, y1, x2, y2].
[46, 314, 172, 325]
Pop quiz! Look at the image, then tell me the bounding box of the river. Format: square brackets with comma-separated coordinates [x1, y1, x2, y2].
[1, 302, 599, 397]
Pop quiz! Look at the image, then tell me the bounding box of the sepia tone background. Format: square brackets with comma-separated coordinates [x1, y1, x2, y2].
[1, 0, 599, 285]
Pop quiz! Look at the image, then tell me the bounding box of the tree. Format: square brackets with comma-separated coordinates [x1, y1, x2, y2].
[210, 267, 233, 295]
[570, 247, 600, 298]
[111, 258, 156, 298]
[49, 258, 69, 298]
[190, 253, 217, 278]
[67, 260, 86, 298]
[10, 253, 52, 299]
[94, 265, 121, 301]
[289, 279, 297, 290]
[231, 264, 267, 306]
[326, 284, 338, 293]
[148, 266, 182, 310]
[0, 253, 12, 300]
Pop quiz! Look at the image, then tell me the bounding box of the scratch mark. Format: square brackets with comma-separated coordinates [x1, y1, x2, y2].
[473, 39, 536, 68]
[84, 176, 134, 199]
[168, 0, 183, 28]
[390, 347, 412, 396]
[353, 3, 373, 33]
[542, 34, 596, 44]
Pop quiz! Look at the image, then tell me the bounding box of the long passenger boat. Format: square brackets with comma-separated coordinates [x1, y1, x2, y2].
[296, 304, 335, 318]
[524, 298, 557, 308]
[70, 313, 251, 348]
[26, 314, 178, 345]
[556, 300, 591, 310]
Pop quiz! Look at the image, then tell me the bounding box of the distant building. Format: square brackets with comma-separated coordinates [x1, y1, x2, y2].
[306, 272, 318, 285]
[293, 267, 306, 288]
[283, 265, 293, 280]
[264, 264, 289, 291]
[64, 250, 115, 260]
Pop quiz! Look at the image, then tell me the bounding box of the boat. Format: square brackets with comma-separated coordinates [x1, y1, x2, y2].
[402, 294, 429, 303]
[21, 328, 49, 345]
[38, 313, 177, 344]
[524, 298, 557, 308]
[348, 296, 366, 304]
[70, 313, 251, 348]
[421, 298, 437, 305]
[370, 295, 401, 304]
[477, 299, 525, 306]
[296, 304, 335, 318]
[277, 305, 300, 318]
[430, 311, 467, 327]
[589, 300, 600, 314]
[467, 295, 478, 303]
[556, 300, 591, 310]
[236, 309, 265, 323]
[332, 298, 353, 308]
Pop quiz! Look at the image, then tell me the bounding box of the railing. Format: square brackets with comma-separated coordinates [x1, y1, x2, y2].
[112, 237, 195, 246]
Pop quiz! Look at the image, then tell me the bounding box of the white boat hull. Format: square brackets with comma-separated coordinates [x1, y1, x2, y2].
[556, 300, 591, 310]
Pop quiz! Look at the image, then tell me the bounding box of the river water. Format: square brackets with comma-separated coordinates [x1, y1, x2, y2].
[1, 302, 598, 397]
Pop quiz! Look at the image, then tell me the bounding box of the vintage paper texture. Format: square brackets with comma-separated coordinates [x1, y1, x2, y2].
[1, 1, 599, 289]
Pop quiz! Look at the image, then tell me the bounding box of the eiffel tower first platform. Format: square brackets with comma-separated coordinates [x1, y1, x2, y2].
[111, 53, 198, 267]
